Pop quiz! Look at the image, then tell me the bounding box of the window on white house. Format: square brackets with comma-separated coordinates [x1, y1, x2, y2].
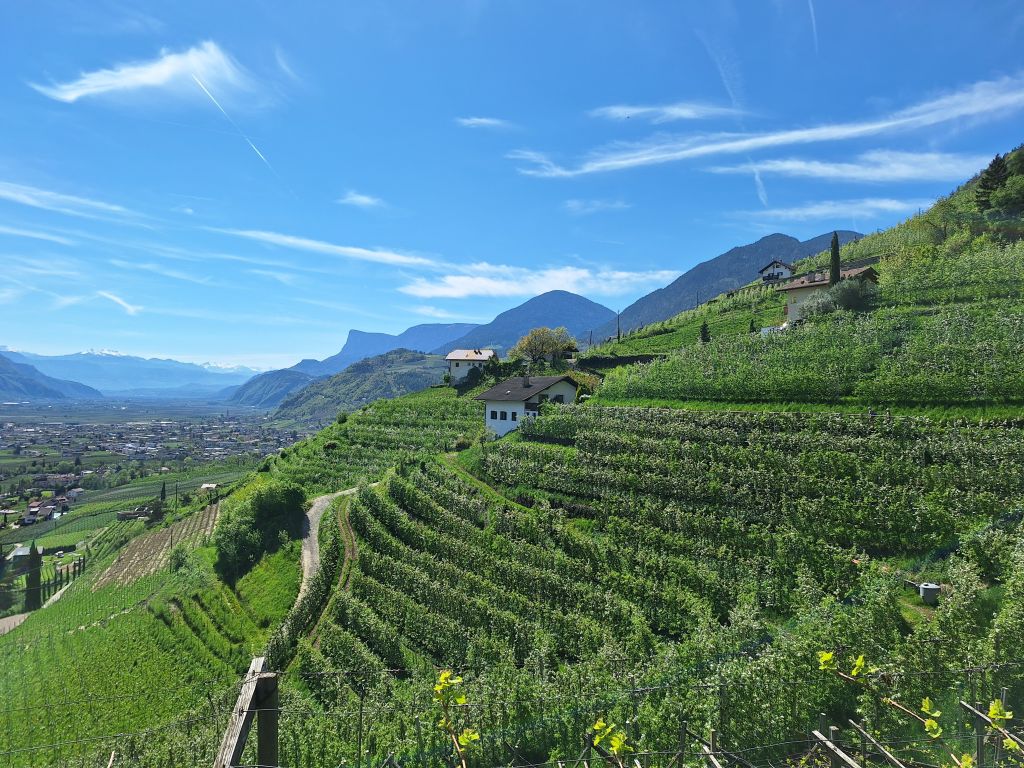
[490, 410, 497, 419]
[455, 362, 460, 367]
[511, 412, 517, 421]
[499, 411, 507, 420]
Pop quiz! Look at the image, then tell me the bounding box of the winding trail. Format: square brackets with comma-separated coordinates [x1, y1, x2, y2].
[298, 487, 362, 601]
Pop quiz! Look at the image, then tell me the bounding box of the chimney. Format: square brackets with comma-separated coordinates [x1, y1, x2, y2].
[522, 375, 531, 387]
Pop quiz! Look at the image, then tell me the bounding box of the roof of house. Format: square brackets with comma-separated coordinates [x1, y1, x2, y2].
[474, 375, 576, 402]
[758, 259, 795, 273]
[775, 266, 878, 292]
[445, 349, 496, 362]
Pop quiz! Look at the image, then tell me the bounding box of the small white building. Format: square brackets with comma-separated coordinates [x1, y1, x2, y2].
[777, 266, 879, 323]
[445, 349, 495, 381]
[758, 259, 795, 283]
[475, 375, 578, 437]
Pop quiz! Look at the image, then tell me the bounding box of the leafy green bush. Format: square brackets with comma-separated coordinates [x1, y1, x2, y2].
[213, 477, 305, 584]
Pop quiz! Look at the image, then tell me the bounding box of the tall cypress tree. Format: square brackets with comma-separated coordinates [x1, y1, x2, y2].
[829, 231, 841, 286]
[160, 481, 167, 502]
[977, 154, 1010, 211]
[25, 541, 41, 611]
[699, 320, 711, 343]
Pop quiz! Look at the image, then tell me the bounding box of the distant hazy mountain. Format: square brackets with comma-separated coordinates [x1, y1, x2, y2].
[590, 231, 863, 341]
[291, 323, 477, 377]
[0, 349, 257, 394]
[227, 369, 316, 408]
[432, 291, 615, 354]
[275, 349, 446, 426]
[0, 354, 103, 400]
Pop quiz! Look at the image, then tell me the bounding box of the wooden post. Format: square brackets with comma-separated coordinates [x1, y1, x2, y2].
[256, 671, 279, 768]
[214, 657, 278, 768]
[975, 701, 985, 768]
[829, 726, 842, 768]
[812, 729, 863, 768]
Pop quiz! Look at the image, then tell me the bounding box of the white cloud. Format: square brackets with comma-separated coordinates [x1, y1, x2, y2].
[743, 197, 934, 221]
[709, 150, 989, 183]
[399, 263, 677, 299]
[511, 73, 1024, 177]
[109, 258, 212, 285]
[564, 199, 631, 215]
[0, 224, 76, 245]
[411, 305, 463, 319]
[0, 180, 135, 219]
[247, 268, 297, 285]
[213, 228, 436, 267]
[337, 190, 385, 208]
[30, 41, 254, 104]
[456, 116, 513, 129]
[96, 291, 142, 315]
[589, 101, 742, 123]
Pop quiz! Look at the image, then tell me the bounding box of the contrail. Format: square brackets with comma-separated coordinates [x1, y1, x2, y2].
[807, 0, 819, 54]
[191, 74, 280, 178]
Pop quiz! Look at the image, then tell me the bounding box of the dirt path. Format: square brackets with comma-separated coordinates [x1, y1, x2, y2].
[0, 612, 27, 636]
[298, 488, 361, 601]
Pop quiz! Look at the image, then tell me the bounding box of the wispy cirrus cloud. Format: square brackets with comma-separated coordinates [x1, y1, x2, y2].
[511, 73, 1024, 178]
[0, 224, 76, 245]
[564, 199, 631, 215]
[109, 258, 213, 286]
[96, 291, 142, 315]
[742, 197, 933, 221]
[29, 40, 254, 104]
[456, 116, 513, 129]
[399, 264, 677, 299]
[247, 268, 297, 285]
[337, 190, 385, 208]
[212, 228, 436, 267]
[0, 180, 136, 220]
[709, 150, 989, 183]
[589, 101, 742, 123]
[410, 305, 480, 321]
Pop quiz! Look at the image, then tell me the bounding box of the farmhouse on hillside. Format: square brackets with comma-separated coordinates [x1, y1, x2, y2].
[758, 259, 795, 282]
[475, 375, 578, 437]
[777, 266, 879, 323]
[445, 349, 495, 381]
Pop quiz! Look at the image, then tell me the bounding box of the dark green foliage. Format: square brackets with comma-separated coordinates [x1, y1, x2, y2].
[977, 154, 1010, 211]
[213, 478, 305, 584]
[829, 231, 841, 286]
[24, 542, 41, 611]
[749, 317, 757, 333]
[699, 320, 711, 343]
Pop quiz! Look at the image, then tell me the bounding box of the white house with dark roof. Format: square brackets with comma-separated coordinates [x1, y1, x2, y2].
[475, 375, 578, 437]
[758, 259, 795, 282]
[445, 349, 495, 381]
[776, 266, 879, 322]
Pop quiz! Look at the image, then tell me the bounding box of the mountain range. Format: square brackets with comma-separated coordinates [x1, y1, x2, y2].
[0, 354, 103, 400]
[1, 229, 860, 407]
[591, 231, 861, 340]
[0, 349, 256, 396]
[290, 323, 476, 377]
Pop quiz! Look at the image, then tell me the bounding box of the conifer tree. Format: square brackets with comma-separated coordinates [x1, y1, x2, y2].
[25, 541, 41, 611]
[749, 317, 757, 334]
[160, 481, 167, 502]
[699, 320, 711, 343]
[829, 231, 841, 286]
[976, 154, 1010, 211]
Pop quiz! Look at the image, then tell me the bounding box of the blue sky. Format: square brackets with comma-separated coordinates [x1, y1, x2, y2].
[2, 1, 1023, 369]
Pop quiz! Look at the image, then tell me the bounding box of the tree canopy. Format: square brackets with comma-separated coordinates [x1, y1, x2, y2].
[509, 326, 577, 363]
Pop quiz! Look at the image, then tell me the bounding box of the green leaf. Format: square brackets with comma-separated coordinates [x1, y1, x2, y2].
[921, 697, 942, 718]
[1003, 738, 1020, 753]
[817, 651, 837, 671]
[851, 655, 866, 677]
[989, 700, 1013, 724]
[961, 754, 975, 768]
[609, 731, 628, 756]
[458, 728, 480, 747]
[925, 719, 943, 739]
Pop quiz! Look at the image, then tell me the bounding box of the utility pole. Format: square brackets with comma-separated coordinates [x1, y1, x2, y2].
[616, 312, 621, 342]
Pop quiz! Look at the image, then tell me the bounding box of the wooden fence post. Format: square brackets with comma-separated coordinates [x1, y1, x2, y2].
[214, 657, 279, 768]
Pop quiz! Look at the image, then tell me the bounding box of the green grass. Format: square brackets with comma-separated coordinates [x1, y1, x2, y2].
[235, 539, 302, 630]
